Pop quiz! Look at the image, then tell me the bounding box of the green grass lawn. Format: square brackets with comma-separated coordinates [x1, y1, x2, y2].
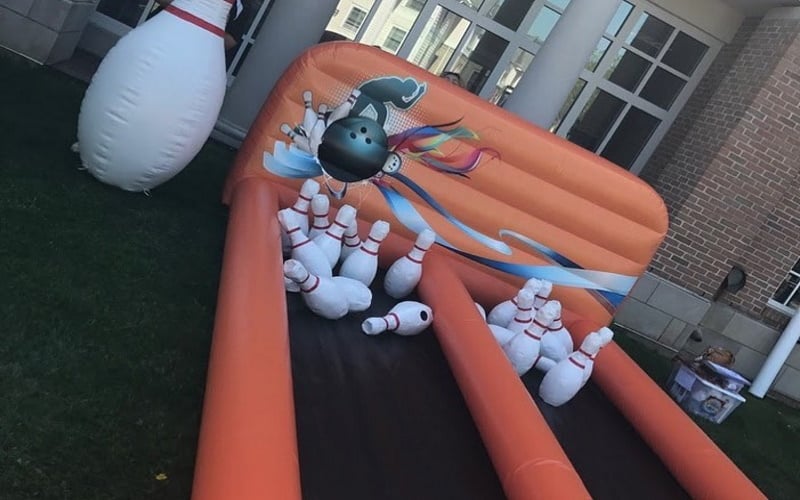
[1, 48, 799, 499]
[1, 50, 233, 499]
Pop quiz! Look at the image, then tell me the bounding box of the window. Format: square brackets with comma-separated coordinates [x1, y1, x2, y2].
[383, 27, 408, 53]
[770, 259, 800, 314]
[343, 6, 368, 33]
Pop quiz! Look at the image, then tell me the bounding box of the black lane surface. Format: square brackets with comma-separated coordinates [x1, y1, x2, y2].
[286, 271, 689, 499]
[521, 369, 690, 499]
[286, 278, 505, 500]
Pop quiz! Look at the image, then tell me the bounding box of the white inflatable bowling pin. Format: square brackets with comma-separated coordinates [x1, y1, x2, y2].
[581, 327, 614, 387]
[280, 124, 312, 155]
[538, 302, 570, 362]
[383, 229, 436, 299]
[503, 301, 558, 376]
[506, 288, 535, 334]
[362, 301, 433, 336]
[313, 204, 355, 268]
[328, 89, 361, 123]
[339, 220, 390, 287]
[533, 280, 552, 311]
[487, 277, 541, 326]
[308, 194, 331, 240]
[301, 90, 317, 132]
[489, 324, 517, 347]
[475, 303, 487, 321]
[76, 0, 234, 192]
[278, 208, 332, 278]
[539, 331, 605, 407]
[284, 259, 349, 320]
[280, 179, 319, 253]
[340, 219, 361, 263]
[309, 103, 329, 155]
[544, 300, 574, 356]
[332, 276, 372, 312]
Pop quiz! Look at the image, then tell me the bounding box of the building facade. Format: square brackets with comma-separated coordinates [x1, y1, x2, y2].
[3, 0, 800, 400]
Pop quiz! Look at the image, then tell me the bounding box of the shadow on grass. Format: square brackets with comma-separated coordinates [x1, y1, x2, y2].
[613, 327, 800, 500]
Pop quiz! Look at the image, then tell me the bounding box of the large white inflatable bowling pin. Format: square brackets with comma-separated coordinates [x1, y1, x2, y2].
[283, 260, 349, 320]
[581, 327, 614, 387]
[339, 220, 390, 287]
[75, 0, 234, 192]
[313, 204, 356, 267]
[544, 300, 574, 356]
[308, 194, 331, 240]
[503, 301, 558, 376]
[278, 208, 332, 278]
[383, 229, 436, 299]
[362, 301, 434, 336]
[487, 278, 541, 326]
[539, 331, 605, 407]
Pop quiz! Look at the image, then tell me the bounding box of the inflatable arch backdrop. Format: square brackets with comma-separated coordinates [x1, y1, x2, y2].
[187, 42, 766, 500]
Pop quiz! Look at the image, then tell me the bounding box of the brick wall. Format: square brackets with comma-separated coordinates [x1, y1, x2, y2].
[641, 13, 800, 322]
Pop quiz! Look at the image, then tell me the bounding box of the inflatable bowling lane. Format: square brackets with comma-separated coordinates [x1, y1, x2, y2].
[194, 42, 766, 499]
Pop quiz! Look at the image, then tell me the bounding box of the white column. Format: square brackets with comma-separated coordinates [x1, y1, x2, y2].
[750, 311, 800, 398]
[503, 0, 621, 129]
[218, 0, 340, 134]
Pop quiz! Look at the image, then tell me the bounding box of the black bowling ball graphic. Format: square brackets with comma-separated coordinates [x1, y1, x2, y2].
[317, 117, 392, 182]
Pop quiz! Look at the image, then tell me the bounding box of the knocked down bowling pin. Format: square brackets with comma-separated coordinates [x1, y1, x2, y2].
[308, 194, 331, 240]
[503, 301, 558, 376]
[284, 259, 349, 320]
[487, 278, 541, 326]
[383, 229, 436, 299]
[313, 204, 355, 268]
[331, 276, 372, 312]
[362, 301, 433, 336]
[539, 331, 605, 407]
[278, 208, 332, 277]
[339, 220, 390, 287]
[581, 327, 614, 387]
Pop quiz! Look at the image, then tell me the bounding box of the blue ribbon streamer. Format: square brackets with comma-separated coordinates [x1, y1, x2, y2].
[374, 182, 632, 307]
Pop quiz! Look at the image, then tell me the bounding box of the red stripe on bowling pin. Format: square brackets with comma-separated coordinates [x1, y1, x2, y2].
[164, 3, 232, 38]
